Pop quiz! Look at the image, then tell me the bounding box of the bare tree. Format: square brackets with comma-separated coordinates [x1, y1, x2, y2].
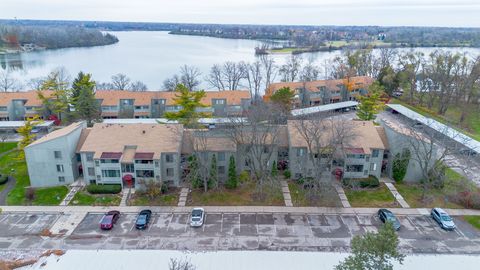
[205, 64, 225, 90]
[300, 59, 321, 82]
[129, 80, 148, 91]
[0, 70, 21, 92]
[397, 51, 424, 104]
[260, 54, 277, 91]
[205, 62, 245, 90]
[111, 73, 131, 90]
[50, 66, 72, 89]
[163, 75, 182, 91]
[180, 65, 202, 91]
[169, 258, 196, 270]
[292, 116, 354, 204]
[242, 61, 264, 101]
[95, 82, 115, 90]
[279, 54, 302, 82]
[26, 77, 46, 91]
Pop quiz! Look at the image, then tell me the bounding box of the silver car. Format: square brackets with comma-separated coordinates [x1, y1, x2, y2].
[190, 208, 205, 227]
[431, 208, 456, 230]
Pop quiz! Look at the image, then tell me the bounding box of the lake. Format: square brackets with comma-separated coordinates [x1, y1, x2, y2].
[2, 31, 480, 90]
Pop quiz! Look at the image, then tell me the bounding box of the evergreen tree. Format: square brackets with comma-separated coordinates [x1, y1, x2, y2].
[187, 154, 202, 188]
[271, 160, 278, 177]
[208, 154, 218, 189]
[226, 155, 238, 189]
[335, 223, 405, 270]
[270, 86, 295, 114]
[164, 84, 210, 127]
[71, 72, 100, 126]
[356, 81, 385, 121]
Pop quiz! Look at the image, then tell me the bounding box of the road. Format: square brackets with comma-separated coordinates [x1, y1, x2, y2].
[0, 211, 479, 254]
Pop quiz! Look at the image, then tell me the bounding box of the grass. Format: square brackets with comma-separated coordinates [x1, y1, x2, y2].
[32, 186, 68, 205]
[0, 150, 30, 205]
[188, 182, 284, 206]
[0, 142, 17, 154]
[390, 98, 480, 141]
[69, 190, 121, 206]
[344, 183, 397, 208]
[464, 216, 480, 230]
[394, 168, 469, 209]
[130, 188, 180, 206]
[288, 181, 341, 207]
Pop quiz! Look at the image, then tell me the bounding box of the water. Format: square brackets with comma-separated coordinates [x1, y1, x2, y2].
[2, 31, 480, 90]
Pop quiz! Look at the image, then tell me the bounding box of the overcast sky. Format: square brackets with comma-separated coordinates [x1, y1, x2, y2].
[1, 0, 479, 27]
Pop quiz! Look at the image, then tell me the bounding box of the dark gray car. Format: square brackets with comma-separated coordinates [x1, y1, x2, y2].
[378, 209, 401, 231]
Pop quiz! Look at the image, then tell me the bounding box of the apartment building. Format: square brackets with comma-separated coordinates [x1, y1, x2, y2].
[77, 123, 183, 188]
[0, 90, 251, 121]
[264, 76, 373, 108]
[0, 91, 53, 121]
[25, 121, 87, 187]
[287, 120, 387, 180]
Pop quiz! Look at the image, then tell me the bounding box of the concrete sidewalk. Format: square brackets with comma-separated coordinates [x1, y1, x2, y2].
[1, 205, 479, 216]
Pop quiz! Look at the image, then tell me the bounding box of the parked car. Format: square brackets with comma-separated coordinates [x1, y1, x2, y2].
[190, 208, 205, 227]
[431, 208, 456, 230]
[100, 210, 120, 230]
[135, 209, 152, 230]
[377, 209, 401, 231]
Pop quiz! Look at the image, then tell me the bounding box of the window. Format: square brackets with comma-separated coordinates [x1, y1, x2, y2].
[95, 160, 100, 166]
[346, 165, 363, 172]
[88, 167, 95, 176]
[100, 159, 119, 164]
[372, 149, 380, 158]
[101, 170, 120, 178]
[122, 164, 134, 173]
[155, 161, 159, 167]
[58, 176, 65, 183]
[54, 151, 62, 159]
[135, 159, 153, 164]
[153, 99, 166, 105]
[346, 154, 365, 159]
[218, 166, 225, 174]
[86, 153, 94, 162]
[136, 170, 154, 178]
[217, 152, 225, 161]
[213, 99, 225, 105]
[166, 168, 174, 177]
[166, 154, 174, 163]
[89, 179, 96, 184]
[56, 164, 64, 172]
[0, 106, 7, 111]
[370, 163, 377, 171]
[366, 156, 370, 162]
[296, 148, 305, 157]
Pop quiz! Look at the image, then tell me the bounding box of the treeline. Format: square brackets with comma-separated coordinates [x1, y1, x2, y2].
[0, 24, 118, 50]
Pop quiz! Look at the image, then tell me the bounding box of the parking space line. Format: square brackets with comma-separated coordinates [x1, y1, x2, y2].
[184, 213, 189, 233]
[406, 216, 423, 234]
[203, 213, 206, 232]
[455, 227, 466, 238]
[238, 213, 241, 232]
[425, 216, 445, 235]
[14, 215, 25, 225]
[220, 213, 224, 233]
[166, 213, 174, 232]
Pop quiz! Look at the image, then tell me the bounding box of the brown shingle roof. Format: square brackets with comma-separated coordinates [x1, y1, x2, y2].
[181, 130, 236, 153]
[0, 90, 53, 106]
[375, 126, 389, 150]
[264, 76, 373, 100]
[287, 120, 385, 154]
[95, 90, 251, 107]
[79, 123, 183, 160]
[75, 128, 91, 153]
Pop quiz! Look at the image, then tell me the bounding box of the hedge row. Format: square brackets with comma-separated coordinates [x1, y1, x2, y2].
[86, 184, 122, 194]
[343, 176, 380, 188]
[0, 175, 8, 185]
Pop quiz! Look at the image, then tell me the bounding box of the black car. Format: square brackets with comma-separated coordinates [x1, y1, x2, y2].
[378, 209, 401, 231]
[135, 209, 152, 230]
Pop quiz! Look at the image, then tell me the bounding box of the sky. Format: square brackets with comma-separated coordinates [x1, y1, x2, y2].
[1, 0, 480, 27]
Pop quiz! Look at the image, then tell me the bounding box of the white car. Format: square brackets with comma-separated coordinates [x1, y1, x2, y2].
[190, 208, 205, 227]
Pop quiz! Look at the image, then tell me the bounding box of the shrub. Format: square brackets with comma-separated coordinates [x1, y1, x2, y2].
[283, 170, 291, 179]
[392, 149, 410, 183]
[239, 171, 250, 183]
[161, 182, 169, 194]
[86, 184, 122, 194]
[271, 161, 278, 177]
[343, 176, 380, 189]
[226, 155, 238, 189]
[25, 187, 35, 201]
[0, 175, 8, 185]
[296, 177, 305, 185]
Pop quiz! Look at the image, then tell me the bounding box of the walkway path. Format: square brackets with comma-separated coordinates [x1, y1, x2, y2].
[380, 177, 410, 208]
[0, 176, 15, 205]
[49, 212, 87, 236]
[280, 180, 293, 207]
[59, 179, 86, 206]
[1, 205, 479, 216]
[333, 182, 351, 208]
[119, 188, 132, 207]
[178, 188, 189, 206]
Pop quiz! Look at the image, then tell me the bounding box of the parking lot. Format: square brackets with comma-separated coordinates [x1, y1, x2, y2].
[0, 211, 479, 253]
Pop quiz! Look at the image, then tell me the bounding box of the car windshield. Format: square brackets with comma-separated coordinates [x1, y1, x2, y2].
[101, 215, 112, 224]
[192, 217, 201, 221]
[137, 215, 146, 223]
[441, 215, 452, 222]
[192, 210, 202, 217]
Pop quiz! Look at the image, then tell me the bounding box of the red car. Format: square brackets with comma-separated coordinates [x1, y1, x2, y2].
[100, 210, 120, 230]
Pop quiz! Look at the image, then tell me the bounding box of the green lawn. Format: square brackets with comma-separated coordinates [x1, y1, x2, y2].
[32, 186, 68, 205]
[390, 98, 480, 141]
[130, 190, 179, 206]
[288, 181, 341, 207]
[464, 216, 480, 230]
[0, 150, 30, 205]
[395, 183, 463, 209]
[188, 182, 284, 206]
[70, 190, 121, 206]
[0, 142, 17, 154]
[345, 183, 397, 208]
